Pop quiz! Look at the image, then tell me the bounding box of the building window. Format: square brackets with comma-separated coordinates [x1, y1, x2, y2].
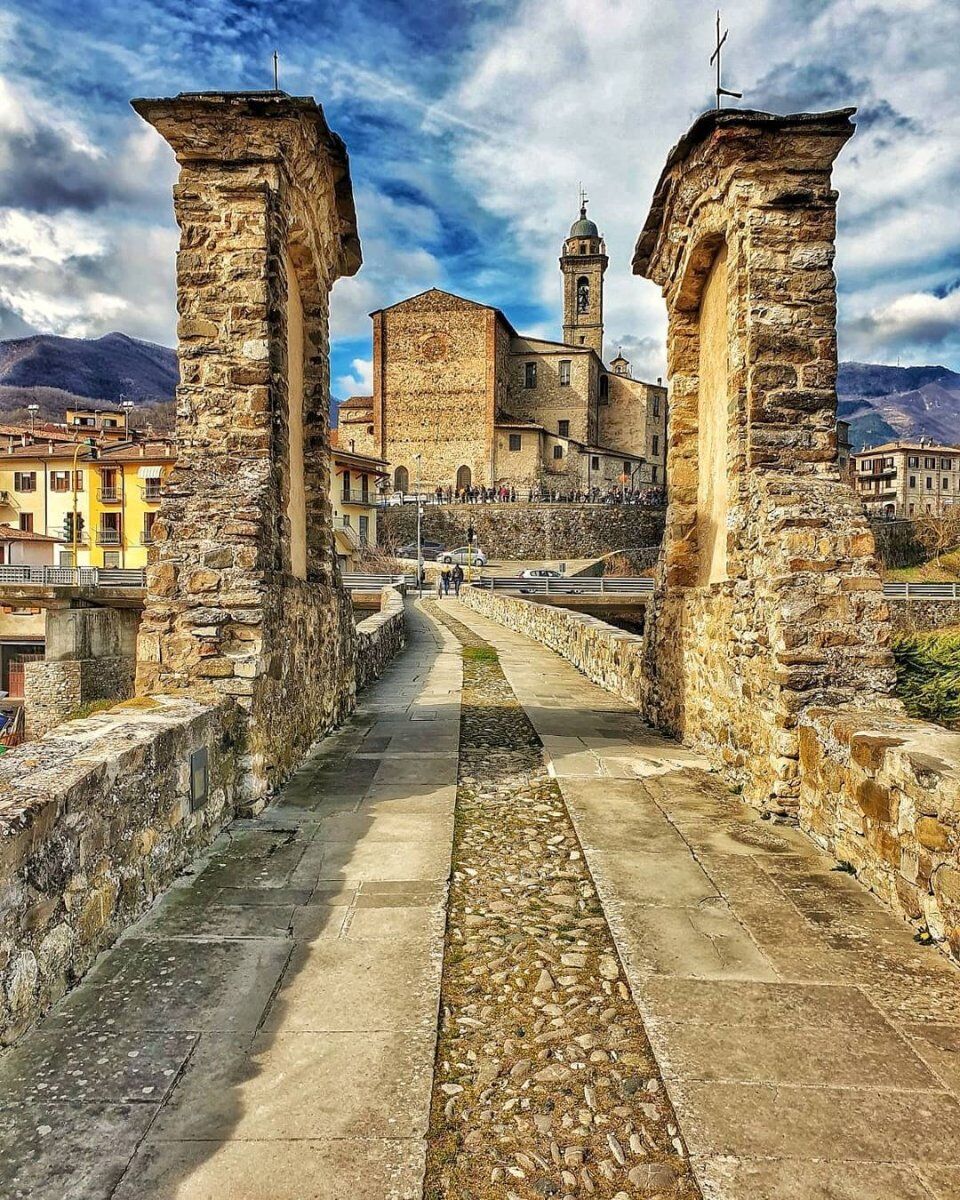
[558, 419, 570, 438]
[576, 276, 590, 314]
[926, 477, 933, 490]
[926, 457, 936, 469]
[944, 478, 950, 489]
[623, 461, 631, 475]
[359, 515, 369, 545]
[18, 513, 32, 533]
[559, 360, 571, 386]
[394, 465, 409, 493]
[142, 512, 157, 544]
[591, 456, 599, 469]
[910, 475, 916, 488]
[652, 435, 660, 456]
[908, 456, 919, 467]
[508, 434, 522, 451]
[51, 470, 71, 493]
[651, 465, 659, 483]
[599, 376, 609, 402]
[942, 459, 952, 470]
[908, 503, 915, 515]
[341, 470, 351, 502]
[524, 362, 537, 388]
[13, 472, 36, 493]
[553, 445, 563, 460]
[653, 394, 661, 418]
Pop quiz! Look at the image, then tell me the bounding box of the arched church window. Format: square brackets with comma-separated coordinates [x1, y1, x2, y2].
[577, 276, 590, 314]
[599, 375, 609, 402]
[394, 465, 409, 493]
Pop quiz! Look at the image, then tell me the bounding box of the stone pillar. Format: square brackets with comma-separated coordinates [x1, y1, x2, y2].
[130, 91, 362, 798]
[632, 108, 896, 814]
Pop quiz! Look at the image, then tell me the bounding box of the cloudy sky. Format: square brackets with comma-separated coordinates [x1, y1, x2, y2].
[0, 0, 958, 396]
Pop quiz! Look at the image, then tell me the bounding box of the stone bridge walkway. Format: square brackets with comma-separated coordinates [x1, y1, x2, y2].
[449, 599, 960, 1200]
[1, 599, 959, 1199]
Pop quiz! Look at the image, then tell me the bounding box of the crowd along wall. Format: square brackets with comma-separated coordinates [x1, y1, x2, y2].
[379, 503, 665, 561]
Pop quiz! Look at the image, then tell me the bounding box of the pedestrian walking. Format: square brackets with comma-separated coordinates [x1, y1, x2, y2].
[436, 571, 443, 599]
[452, 563, 464, 597]
[441, 566, 452, 595]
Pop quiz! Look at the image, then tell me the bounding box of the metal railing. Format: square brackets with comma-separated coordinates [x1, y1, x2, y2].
[341, 573, 414, 591]
[0, 565, 144, 588]
[98, 487, 121, 503]
[96, 529, 122, 545]
[473, 576, 655, 595]
[883, 582, 960, 600]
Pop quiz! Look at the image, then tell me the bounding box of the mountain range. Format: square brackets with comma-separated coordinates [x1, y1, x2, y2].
[0, 333, 957, 451]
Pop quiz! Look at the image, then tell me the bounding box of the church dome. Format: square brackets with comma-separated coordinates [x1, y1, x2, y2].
[569, 205, 599, 239]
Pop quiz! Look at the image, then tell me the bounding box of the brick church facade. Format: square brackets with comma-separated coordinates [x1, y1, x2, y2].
[338, 204, 666, 496]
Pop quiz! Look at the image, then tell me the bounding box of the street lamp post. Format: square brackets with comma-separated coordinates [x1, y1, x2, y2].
[414, 452, 423, 598]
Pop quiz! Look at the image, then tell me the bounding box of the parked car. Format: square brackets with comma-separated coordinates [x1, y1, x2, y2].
[399, 540, 444, 560]
[438, 546, 488, 567]
[378, 492, 430, 507]
[519, 568, 563, 579]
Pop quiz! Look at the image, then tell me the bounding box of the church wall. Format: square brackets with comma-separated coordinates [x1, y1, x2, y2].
[506, 349, 595, 445]
[379, 293, 496, 491]
[599, 376, 666, 482]
[493, 428, 544, 487]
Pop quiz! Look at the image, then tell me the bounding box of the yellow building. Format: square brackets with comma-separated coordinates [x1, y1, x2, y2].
[329, 440, 388, 571]
[0, 436, 175, 569]
[88, 441, 176, 568]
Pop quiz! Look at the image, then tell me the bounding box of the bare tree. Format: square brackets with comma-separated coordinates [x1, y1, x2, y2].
[913, 505, 960, 565]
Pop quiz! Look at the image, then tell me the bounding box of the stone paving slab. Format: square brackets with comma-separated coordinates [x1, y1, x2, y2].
[0, 602, 461, 1200]
[450, 599, 960, 1199]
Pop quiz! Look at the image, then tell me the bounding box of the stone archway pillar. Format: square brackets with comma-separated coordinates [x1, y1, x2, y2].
[131, 91, 362, 799]
[633, 108, 896, 814]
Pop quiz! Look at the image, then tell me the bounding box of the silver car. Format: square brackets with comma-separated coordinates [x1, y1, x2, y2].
[438, 546, 487, 566]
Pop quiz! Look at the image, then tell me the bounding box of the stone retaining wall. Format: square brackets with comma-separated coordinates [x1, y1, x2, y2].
[0, 695, 244, 1042]
[887, 599, 960, 634]
[379, 503, 665, 561]
[355, 587, 406, 692]
[799, 708, 960, 958]
[463, 584, 960, 962]
[870, 519, 925, 569]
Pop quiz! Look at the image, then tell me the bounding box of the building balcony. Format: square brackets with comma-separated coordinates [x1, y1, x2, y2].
[140, 530, 155, 545]
[96, 529, 122, 546]
[340, 489, 374, 507]
[141, 485, 162, 503]
[98, 487, 121, 503]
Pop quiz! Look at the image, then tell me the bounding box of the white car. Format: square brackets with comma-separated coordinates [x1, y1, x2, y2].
[439, 546, 487, 566]
[519, 568, 563, 579]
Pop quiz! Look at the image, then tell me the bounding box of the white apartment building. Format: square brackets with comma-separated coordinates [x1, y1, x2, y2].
[853, 441, 960, 518]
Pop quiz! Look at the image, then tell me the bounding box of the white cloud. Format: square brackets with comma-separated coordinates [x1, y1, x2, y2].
[335, 357, 374, 397]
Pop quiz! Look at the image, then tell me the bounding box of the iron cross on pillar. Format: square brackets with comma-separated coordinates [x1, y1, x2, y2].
[711, 10, 742, 110]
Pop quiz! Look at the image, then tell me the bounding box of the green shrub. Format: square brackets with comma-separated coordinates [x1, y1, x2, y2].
[893, 628, 960, 728]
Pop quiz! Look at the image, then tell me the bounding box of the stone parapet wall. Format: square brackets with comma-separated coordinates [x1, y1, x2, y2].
[23, 657, 136, 739]
[0, 695, 244, 1042]
[460, 586, 644, 704]
[379, 503, 665, 561]
[799, 708, 960, 959]
[355, 587, 406, 692]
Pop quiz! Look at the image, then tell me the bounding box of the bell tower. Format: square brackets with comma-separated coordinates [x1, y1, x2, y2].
[560, 191, 608, 358]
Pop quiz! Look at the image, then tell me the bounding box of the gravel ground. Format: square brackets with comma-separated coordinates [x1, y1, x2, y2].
[423, 604, 699, 1200]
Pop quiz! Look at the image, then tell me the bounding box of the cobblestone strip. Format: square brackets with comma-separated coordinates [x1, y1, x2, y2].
[424, 604, 698, 1200]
